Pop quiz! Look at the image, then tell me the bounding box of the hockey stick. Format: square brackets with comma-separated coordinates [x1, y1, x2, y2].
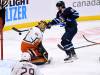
[57, 43, 98, 51]
[12, 27, 29, 35]
[12, 27, 29, 32]
[58, 35, 100, 50]
[83, 35, 100, 44]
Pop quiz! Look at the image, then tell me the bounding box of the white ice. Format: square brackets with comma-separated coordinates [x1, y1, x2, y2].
[0, 20, 100, 75]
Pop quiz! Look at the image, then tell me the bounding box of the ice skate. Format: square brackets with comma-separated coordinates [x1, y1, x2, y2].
[45, 57, 53, 64]
[64, 56, 73, 63]
[71, 55, 78, 61]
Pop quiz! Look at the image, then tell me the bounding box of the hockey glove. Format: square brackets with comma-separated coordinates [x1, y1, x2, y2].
[46, 22, 52, 29]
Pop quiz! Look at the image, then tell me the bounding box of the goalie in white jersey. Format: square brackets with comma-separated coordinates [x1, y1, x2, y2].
[21, 21, 49, 65]
[11, 52, 43, 75]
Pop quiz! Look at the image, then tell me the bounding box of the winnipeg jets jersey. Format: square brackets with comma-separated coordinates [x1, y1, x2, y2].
[11, 61, 43, 75]
[24, 27, 43, 43]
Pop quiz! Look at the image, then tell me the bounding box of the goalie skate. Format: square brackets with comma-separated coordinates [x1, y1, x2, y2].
[45, 57, 53, 64]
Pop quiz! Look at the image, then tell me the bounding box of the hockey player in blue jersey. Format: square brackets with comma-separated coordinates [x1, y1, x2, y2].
[47, 1, 79, 62]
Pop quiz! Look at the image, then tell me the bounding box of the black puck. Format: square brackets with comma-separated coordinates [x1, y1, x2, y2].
[19, 32, 22, 35]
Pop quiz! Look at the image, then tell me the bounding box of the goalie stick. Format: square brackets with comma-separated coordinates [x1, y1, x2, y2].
[12, 27, 29, 35]
[58, 35, 100, 50]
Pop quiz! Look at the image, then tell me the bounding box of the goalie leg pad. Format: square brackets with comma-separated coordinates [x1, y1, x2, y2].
[21, 41, 36, 52]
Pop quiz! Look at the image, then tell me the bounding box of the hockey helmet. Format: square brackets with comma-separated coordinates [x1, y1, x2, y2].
[21, 52, 31, 61]
[56, 1, 65, 8]
[38, 20, 48, 32]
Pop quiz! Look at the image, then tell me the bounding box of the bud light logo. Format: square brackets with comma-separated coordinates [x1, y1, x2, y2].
[5, 0, 29, 22]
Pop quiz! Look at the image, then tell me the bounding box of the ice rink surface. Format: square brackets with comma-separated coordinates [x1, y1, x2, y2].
[0, 20, 100, 75]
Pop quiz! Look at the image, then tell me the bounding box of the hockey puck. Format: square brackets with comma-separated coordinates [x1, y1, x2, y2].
[19, 32, 22, 35]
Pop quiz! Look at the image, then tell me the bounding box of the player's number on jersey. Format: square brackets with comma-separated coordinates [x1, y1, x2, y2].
[21, 67, 34, 75]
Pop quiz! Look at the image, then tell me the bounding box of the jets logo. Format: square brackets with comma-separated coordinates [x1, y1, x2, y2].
[0, 0, 9, 9]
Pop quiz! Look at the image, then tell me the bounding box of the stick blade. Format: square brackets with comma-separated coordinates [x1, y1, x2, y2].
[12, 27, 21, 32]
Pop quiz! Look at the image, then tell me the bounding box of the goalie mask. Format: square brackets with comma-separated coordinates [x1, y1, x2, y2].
[37, 20, 48, 32]
[21, 52, 31, 61]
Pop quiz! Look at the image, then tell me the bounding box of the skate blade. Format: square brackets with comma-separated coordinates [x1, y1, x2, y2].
[64, 60, 73, 63]
[64, 57, 78, 63]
